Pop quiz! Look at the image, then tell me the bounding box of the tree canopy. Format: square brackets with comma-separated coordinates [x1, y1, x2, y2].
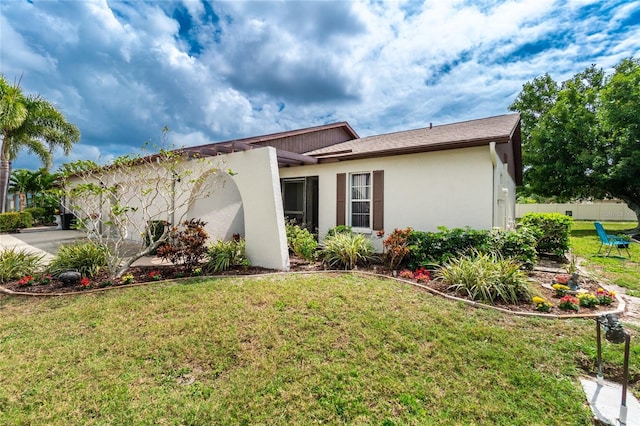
[509, 57, 640, 226]
[0, 75, 80, 212]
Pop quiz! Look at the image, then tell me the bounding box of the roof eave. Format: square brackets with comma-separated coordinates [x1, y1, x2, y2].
[313, 136, 511, 163]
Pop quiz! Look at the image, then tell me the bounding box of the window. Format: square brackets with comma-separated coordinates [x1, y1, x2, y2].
[350, 173, 371, 229]
[336, 171, 383, 231]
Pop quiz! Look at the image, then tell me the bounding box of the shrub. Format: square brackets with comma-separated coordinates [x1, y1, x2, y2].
[0, 212, 24, 233]
[321, 233, 375, 270]
[406, 227, 493, 269]
[519, 212, 572, 256]
[405, 226, 538, 270]
[47, 241, 107, 278]
[490, 227, 538, 270]
[383, 228, 412, 269]
[206, 238, 249, 272]
[285, 221, 318, 261]
[157, 219, 209, 271]
[436, 251, 531, 304]
[326, 225, 352, 237]
[23, 207, 50, 225]
[0, 248, 44, 283]
[18, 211, 33, 229]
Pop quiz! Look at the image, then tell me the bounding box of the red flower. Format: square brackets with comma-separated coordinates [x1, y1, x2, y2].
[80, 277, 91, 287]
[17, 275, 34, 286]
[149, 271, 162, 280]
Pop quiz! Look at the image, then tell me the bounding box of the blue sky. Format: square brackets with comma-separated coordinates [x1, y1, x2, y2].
[1, 0, 639, 171]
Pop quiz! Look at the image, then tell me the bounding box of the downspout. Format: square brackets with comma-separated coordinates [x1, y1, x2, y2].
[490, 142, 497, 228]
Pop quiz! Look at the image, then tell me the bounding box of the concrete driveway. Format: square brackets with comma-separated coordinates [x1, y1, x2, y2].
[0, 227, 163, 267]
[0, 227, 87, 262]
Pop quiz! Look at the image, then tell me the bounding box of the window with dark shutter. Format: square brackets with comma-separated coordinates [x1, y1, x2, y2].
[372, 170, 384, 231]
[336, 173, 346, 226]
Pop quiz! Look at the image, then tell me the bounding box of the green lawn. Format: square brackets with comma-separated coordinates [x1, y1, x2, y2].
[1, 273, 637, 425]
[570, 221, 640, 297]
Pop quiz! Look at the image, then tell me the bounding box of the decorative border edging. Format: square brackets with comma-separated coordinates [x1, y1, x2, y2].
[0, 269, 627, 320]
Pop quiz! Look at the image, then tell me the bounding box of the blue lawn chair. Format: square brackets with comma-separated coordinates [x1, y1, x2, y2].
[594, 222, 631, 257]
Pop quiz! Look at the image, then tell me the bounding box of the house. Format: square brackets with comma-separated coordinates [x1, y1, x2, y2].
[67, 113, 522, 272]
[184, 113, 522, 270]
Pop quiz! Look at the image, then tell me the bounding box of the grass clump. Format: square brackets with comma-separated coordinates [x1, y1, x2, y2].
[0, 248, 44, 283]
[436, 251, 531, 304]
[321, 232, 375, 269]
[205, 237, 249, 272]
[46, 241, 107, 278]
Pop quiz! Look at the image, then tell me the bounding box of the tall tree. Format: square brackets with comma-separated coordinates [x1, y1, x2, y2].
[510, 57, 640, 228]
[0, 76, 80, 212]
[8, 168, 35, 211]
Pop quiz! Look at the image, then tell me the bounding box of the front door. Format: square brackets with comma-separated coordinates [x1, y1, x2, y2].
[281, 176, 318, 232]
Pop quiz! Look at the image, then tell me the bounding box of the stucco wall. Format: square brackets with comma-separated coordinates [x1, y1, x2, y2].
[280, 146, 497, 249]
[66, 147, 289, 270]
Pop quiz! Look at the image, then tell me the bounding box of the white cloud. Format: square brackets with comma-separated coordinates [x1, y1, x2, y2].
[1, 0, 639, 170]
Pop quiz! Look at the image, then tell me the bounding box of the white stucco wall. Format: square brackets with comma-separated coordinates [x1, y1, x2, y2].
[279, 146, 498, 250]
[490, 143, 517, 229]
[66, 146, 290, 271]
[217, 147, 289, 270]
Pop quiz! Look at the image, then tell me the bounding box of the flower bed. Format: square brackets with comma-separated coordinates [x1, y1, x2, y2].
[0, 256, 620, 317]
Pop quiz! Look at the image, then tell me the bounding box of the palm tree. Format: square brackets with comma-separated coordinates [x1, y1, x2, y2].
[0, 75, 80, 212]
[32, 168, 59, 208]
[8, 169, 35, 211]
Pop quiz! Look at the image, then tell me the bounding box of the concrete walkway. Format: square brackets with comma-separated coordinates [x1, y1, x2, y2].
[0, 227, 164, 267]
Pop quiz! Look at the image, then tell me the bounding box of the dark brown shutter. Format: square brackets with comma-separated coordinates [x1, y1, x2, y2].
[372, 170, 384, 231]
[336, 173, 346, 226]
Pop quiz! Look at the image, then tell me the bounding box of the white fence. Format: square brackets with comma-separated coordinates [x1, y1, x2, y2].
[516, 202, 637, 222]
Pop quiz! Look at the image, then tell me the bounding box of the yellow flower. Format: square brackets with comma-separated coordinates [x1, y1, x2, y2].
[532, 296, 546, 304]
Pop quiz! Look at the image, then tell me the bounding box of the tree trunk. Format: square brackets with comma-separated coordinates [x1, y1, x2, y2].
[0, 159, 11, 213]
[18, 192, 26, 211]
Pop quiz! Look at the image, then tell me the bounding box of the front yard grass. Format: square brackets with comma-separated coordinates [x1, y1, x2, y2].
[570, 221, 640, 297]
[0, 273, 631, 425]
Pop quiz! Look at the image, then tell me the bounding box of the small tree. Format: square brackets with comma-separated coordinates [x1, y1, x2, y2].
[57, 131, 227, 279]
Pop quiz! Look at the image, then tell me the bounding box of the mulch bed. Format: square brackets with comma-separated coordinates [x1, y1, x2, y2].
[0, 255, 621, 317]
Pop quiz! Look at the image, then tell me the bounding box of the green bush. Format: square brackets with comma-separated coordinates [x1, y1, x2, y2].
[436, 251, 531, 304]
[285, 222, 318, 261]
[0, 212, 24, 232]
[19, 211, 33, 228]
[47, 241, 107, 278]
[406, 227, 493, 269]
[23, 207, 50, 225]
[519, 212, 573, 256]
[325, 225, 352, 238]
[490, 227, 538, 270]
[321, 233, 375, 270]
[206, 238, 249, 272]
[0, 248, 45, 283]
[404, 226, 538, 270]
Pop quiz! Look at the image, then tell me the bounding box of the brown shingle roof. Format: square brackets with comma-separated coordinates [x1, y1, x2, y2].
[306, 113, 520, 159]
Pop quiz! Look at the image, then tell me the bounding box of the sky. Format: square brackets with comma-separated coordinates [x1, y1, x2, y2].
[1, 0, 639, 171]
